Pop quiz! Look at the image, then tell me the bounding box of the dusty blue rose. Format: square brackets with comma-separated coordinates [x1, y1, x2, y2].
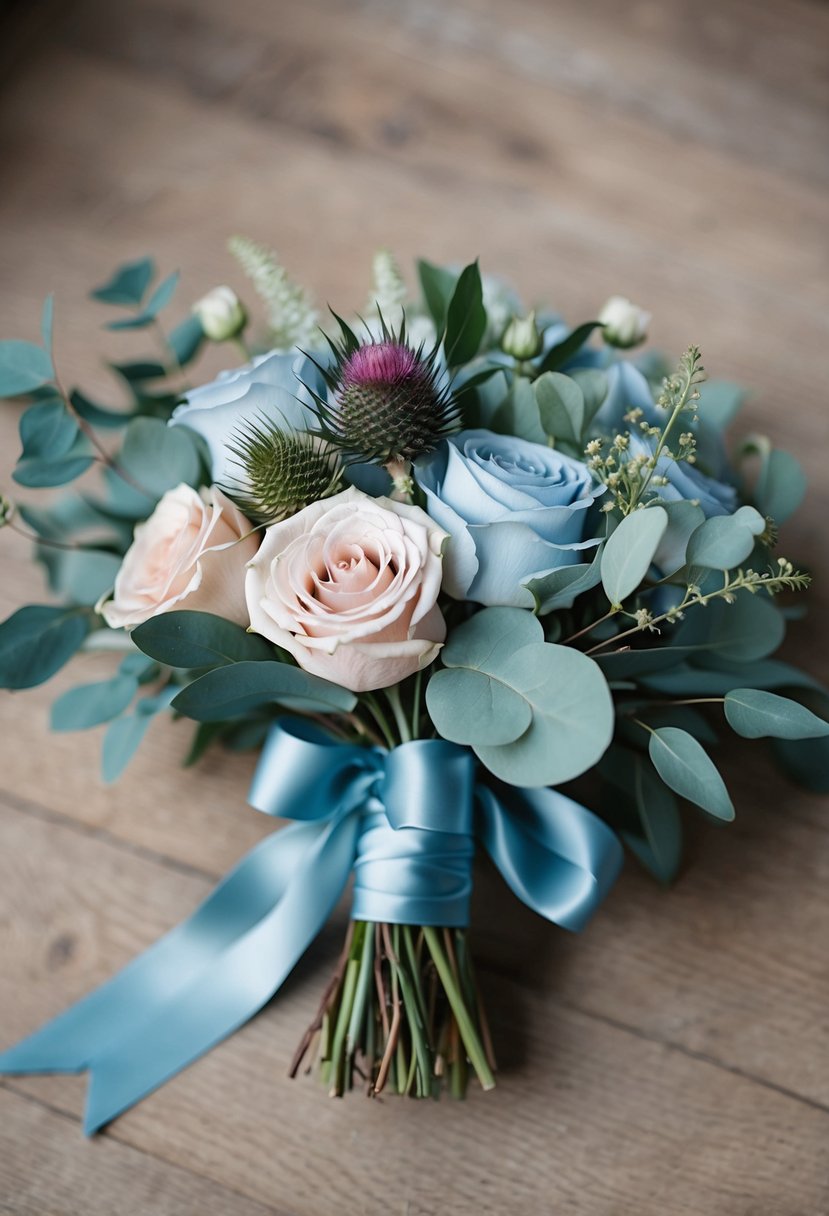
[170, 349, 322, 484]
[628, 433, 737, 518]
[416, 429, 604, 608]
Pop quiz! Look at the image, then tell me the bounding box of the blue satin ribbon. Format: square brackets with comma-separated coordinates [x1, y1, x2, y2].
[0, 718, 622, 1134]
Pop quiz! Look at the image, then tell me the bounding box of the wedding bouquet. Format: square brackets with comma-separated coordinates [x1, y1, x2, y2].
[1, 244, 826, 1134]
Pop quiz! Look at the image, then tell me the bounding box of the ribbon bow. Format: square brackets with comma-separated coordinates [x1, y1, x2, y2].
[0, 718, 622, 1133]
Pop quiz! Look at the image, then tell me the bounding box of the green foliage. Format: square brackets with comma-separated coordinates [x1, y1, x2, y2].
[37, 547, 122, 606]
[119, 417, 202, 501]
[600, 506, 668, 606]
[168, 314, 204, 365]
[171, 661, 357, 721]
[0, 605, 91, 689]
[92, 257, 156, 306]
[755, 449, 806, 524]
[100, 687, 177, 784]
[417, 259, 457, 332]
[695, 380, 746, 430]
[673, 593, 785, 663]
[426, 607, 614, 786]
[625, 757, 683, 884]
[132, 611, 275, 669]
[70, 389, 132, 429]
[536, 321, 600, 374]
[647, 726, 734, 820]
[443, 261, 486, 368]
[0, 339, 54, 398]
[524, 545, 603, 613]
[105, 271, 180, 331]
[51, 673, 138, 731]
[724, 688, 829, 740]
[685, 505, 765, 570]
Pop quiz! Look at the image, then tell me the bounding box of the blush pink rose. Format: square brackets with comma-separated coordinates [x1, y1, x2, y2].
[102, 484, 258, 630]
[245, 487, 447, 692]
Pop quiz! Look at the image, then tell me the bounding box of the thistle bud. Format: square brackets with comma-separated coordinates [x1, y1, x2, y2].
[598, 296, 650, 349]
[193, 286, 247, 343]
[225, 422, 343, 523]
[501, 311, 542, 360]
[313, 318, 459, 466]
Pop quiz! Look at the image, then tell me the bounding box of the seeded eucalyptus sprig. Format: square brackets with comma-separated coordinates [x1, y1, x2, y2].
[588, 345, 706, 516]
[224, 417, 343, 524]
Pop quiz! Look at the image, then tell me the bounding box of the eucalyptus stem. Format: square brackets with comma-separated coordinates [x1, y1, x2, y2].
[363, 693, 396, 749]
[385, 684, 412, 744]
[423, 927, 496, 1091]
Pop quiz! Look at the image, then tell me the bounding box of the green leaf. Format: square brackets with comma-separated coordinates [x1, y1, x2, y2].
[523, 547, 603, 613]
[18, 398, 78, 460]
[38, 548, 122, 606]
[755, 449, 807, 524]
[0, 340, 54, 397]
[120, 416, 201, 500]
[171, 661, 357, 720]
[132, 611, 275, 668]
[13, 434, 95, 488]
[652, 500, 705, 576]
[70, 389, 132, 429]
[92, 257, 155, 306]
[417, 259, 457, 331]
[443, 261, 486, 367]
[110, 359, 167, 384]
[600, 506, 668, 606]
[648, 727, 734, 820]
[641, 657, 825, 697]
[696, 381, 746, 430]
[101, 714, 153, 783]
[427, 607, 614, 786]
[685, 505, 765, 570]
[168, 314, 204, 365]
[0, 605, 91, 689]
[623, 758, 683, 884]
[41, 295, 54, 353]
[537, 321, 600, 374]
[51, 674, 138, 731]
[535, 372, 584, 444]
[673, 593, 785, 663]
[569, 368, 608, 428]
[773, 734, 829, 793]
[105, 271, 180, 331]
[490, 375, 545, 443]
[724, 688, 829, 740]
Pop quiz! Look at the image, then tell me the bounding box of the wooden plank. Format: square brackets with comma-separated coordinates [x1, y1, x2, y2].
[0, 1086, 291, 1216]
[1, 801, 826, 1215]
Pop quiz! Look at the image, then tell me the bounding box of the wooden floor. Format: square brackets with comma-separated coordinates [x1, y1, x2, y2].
[1, 1, 828, 1211]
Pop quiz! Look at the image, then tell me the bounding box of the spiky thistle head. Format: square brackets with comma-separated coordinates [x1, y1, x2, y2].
[224, 417, 343, 524]
[307, 313, 460, 465]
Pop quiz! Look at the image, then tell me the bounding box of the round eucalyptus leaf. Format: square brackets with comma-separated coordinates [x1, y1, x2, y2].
[685, 505, 765, 570]
[473, 643, 614, 787]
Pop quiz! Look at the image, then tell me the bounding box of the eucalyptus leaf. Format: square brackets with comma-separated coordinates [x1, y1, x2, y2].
[623, 758, 683, 884]
[696, 381, 746, 430]
[92, 257, 155, 306]
[101, 714, 154, 783]
[120, 416, 201, 500]
[105, 271, 180, 331]
[685, 505, 765, 570]
[652, 500, 705, 575]
[772, 734, 829, 793]
[724, 688, 829, 740]
[524, 546, 603, 614]
[673, 593, 785, 663]
[0, 605, 91, 689]
[642, 657, 825, 697]
[168, 314, 204, 365]
[0, 340, 54, 397]
[755, 448, 807, 524]
[172, 661, 357, 720]
[648, 727, 734, 820]
[601, 506, 668, 607]
[443, 261, 486, 367]
[38, 548, 122, 606]
[51, 674, 138, 731]
[71, 389, 132, 429]
[490, 375, 545, 443]
[569, 368, 608, 428]
[13, 433, 95, 488]
[132, 611, 275, 669]
[535, 372, 584, 444]
[18, 399, 78, 460]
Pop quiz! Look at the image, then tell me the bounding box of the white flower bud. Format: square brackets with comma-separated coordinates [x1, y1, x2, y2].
[501, 311, 542, 360]
[598, 296, 650, 349]
[193, 286, 247, 342]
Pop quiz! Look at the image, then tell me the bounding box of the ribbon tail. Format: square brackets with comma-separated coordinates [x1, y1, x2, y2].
[0, 815, 359, 1134]
[478, 784, 623, 932]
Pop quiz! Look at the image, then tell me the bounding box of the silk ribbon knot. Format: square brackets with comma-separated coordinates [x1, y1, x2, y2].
[0, 717, 622, 1133]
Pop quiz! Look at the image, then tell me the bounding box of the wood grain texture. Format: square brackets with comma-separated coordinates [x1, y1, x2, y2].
[0, 0, 827, 1211]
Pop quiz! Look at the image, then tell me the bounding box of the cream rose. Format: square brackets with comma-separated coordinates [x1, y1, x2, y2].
[102, 484, 259, 630]
[245, 487, 447, 692]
